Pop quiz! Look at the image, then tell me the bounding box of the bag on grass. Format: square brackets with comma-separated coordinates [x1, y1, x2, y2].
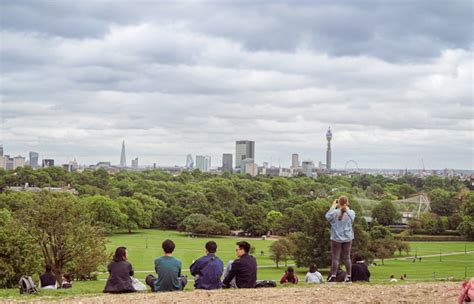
[255, 280, 277, 288]
[19, 276, 38, 294]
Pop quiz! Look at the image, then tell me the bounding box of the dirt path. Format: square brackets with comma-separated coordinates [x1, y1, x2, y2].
[3, 282, 462, 304]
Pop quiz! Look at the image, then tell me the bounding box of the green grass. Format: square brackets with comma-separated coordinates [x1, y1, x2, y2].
[1, 229, 473, 299]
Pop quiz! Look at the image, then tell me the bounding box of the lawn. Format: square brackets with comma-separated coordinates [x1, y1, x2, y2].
[0, 229, 472, 299]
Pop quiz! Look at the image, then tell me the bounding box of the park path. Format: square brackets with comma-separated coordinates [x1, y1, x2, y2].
[377, 250, 474, 262]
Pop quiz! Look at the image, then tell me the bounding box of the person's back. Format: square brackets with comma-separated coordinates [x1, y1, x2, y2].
[154, 255, 182, 291]
[304, 264, 323, 283]
[351, 255, 370, 282]
[223, 241, 257, 288]
[104, 247, 135, 293]
[40, 265, 56, 288]
[190, 241, 224, 290]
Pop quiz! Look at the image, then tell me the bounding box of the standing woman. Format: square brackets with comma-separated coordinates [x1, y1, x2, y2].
[325, 196, 355, 283]
[104, 247, 136, 293]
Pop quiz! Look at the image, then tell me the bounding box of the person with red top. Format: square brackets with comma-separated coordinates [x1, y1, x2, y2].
[280, 266, 298, 284]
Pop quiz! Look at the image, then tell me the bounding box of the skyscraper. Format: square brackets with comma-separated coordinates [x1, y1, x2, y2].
[235, 140, 255, 170]
[185, 154, 194, 170]
[0, 145, 3, 156]
[222, 153, 233, 173]
[42, 159, 54, 168]
[29, 151, 39, 168]
[291, 153, 299, 168]
[196, 155, 211, 172]
[120, 140, 126, 167]
[132, 157, 138, 169]
[326, 127, 332, 170]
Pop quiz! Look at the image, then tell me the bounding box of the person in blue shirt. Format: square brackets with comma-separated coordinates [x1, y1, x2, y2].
[325, 196, 356, 283]
[190, 241, 224, 290]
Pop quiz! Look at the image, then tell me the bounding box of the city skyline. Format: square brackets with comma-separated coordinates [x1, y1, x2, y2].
[1, 2, 472, 170]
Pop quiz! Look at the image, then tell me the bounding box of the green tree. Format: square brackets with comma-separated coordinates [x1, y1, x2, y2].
[371, 200, 402, 226]
[428, 188, 458, 216]
[458, 192, 474, 240]
[266, 210, 283, 232]
[269, 238, 295, 268]
[132, 193, 166, 228]
[81, 195, 127, 232]
[241, 205, 268, 236]
[117, 197, 151, 233]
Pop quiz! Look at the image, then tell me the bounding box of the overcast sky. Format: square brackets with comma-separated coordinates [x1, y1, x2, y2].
[0, 0, 473, 169]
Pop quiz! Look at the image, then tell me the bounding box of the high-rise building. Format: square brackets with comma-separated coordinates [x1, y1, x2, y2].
[291, 153, 299, 168]
[185, 154, 194, 170]
[13, 156, 26, 169]
[132, 157, 138, 169]
[4, 155, 13, 170]
[326, 127, 332, 170]
[302, 160, 315, 177]
[222, 153, 233, 173]
[42, 159, 55, 168]
[235, 140, 255, 170]
[29, 151, 39, 168]
[120, 140, 126, 167]
[196, 155, 211, 172]
[241, 158, 255, 174]
[0, 155, 6, 169]
[244, 162, 258, 176]
[0, 145, 3, 156]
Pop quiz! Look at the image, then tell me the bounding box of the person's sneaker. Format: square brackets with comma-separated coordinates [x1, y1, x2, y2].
[344, 276, 352, 284]
[327, 275, 337, 284]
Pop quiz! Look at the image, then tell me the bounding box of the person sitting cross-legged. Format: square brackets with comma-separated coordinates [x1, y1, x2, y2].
[280, 266, 298, 284]
[146, 239, 187, 292]
[190, 241, 224, 290]
[222, 241, 257, 288]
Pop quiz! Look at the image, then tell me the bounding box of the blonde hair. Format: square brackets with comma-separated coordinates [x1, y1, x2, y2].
[338, 196, 349, 221]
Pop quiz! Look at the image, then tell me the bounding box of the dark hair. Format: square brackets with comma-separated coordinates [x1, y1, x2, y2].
[205, 241, 217, 253]
[162, 239, 175, 254]
[236, 241, 250, 253]
[353, 253, 364, 263]
[287, 266, 294, 274]
[63, 273, 72, 282]
[45, 264, 52, 272]
[113, 247, 127, 262]
[309, 264, 317, 273]
[286, 266, 295, 282]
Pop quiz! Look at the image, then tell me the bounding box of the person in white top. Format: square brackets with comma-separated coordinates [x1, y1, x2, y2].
[304, 264, 324, 284]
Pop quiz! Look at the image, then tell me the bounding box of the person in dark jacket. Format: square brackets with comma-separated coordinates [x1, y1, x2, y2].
[351, 254, 371, 282]
[190, 241, 224, 290]
[40, 264, 57, 289]
[103, 247, 136, 293]
[222, 241, 257, 288]
[280, 266, 299, 284]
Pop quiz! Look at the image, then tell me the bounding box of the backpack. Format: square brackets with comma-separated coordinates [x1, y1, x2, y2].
[255, 280, 277, 288]
[19, 276, 38, 294]
[459, 278, 474, 304]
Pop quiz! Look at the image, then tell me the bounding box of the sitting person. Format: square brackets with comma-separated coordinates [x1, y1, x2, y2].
[40, 264, 57, 289]
[146, 239, 187, 292]
[61, 273, 72, 289]
[351, 254, 370, 282]
[280, 266, 298, 284]
[190, 241, 224, 290]
[222, 241, 257, 288]
[389, 275, 398, 283]
[304, 264, 323, 284]
[103, 246, 136, 293]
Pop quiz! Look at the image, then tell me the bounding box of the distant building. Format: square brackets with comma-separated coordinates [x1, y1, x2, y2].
[0, 145, 3, 156]
[13, 156, 26, 169]
[222, 153, 233, 173]
[291, 153, 299, 168]
[235, 140, 255, 170]
[96, 161, 112, 168]
[29, 151, 39, 168]
[302, 160, 315, 177]
[0, 155, 6, 169]
[196, 155, 211, 172]
[245, 162, 258, 176]
[266, 167, 280, 177]
[326, 127, 332, 170]
[120, 140, 126, 167]
[318, 161, 326, 170]
[5, 155, 13, 170]
[185, 154, 194, 170]
[62, 164, 73, 172]
[42, 159, 55, 168]
[132, 157, 138, 169]
[240, 158, 254, 174]
[262, 162, 269, 168]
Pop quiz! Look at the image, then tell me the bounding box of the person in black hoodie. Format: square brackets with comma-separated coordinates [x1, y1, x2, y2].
[40, 264, 57, 289]
[222, 241, 257, 288]
[104, 247, 136, 293]
[351, 254, 370, 282]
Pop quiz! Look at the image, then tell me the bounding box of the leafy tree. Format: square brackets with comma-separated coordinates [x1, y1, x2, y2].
[266, 210, 283, 232]
[159, 205, 188, 229]
[371, 200, 402, 226]
[116, 197, 151, 233]
[209, 210, 239, 230]
[81, 195, 127, 232]
[241, 205, 268, 236]
[429, 188, 458, 216]
[17, 191, 107, 284]
[269, 238, 295, 268]
[132, 193, 166, 228]
[395, 240, 410, 256]
[458, 192, 474, 240]
[0, 209, 42, 288]
[178, 213, 208, 232]
[398, 184, 416, 199]
[194, 219, 230, 236]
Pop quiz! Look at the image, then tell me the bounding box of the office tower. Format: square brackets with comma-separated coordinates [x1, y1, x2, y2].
[235, 140, 255, 170]
[185, 154, 194, 170]
[0, 145, 3, 156]
[196, 155, 211, 172]
[302, 160, 315, 177]
[13, 156, 26, 169]
[0, 155, 6, 169]
[240, 158, 255, 174]
[42, 159, 55, 167]
[326, 127, 332, 170]
[222, 153, 233, 173]
[120, 140, 126, 167]
[291, 153, 299, 168]
[132, 157, 138, 169]
[29, 151, 39, 168]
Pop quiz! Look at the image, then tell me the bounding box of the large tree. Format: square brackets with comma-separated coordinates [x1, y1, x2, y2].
[17, 191, 108, 284]
[371, 200, 402, 226]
